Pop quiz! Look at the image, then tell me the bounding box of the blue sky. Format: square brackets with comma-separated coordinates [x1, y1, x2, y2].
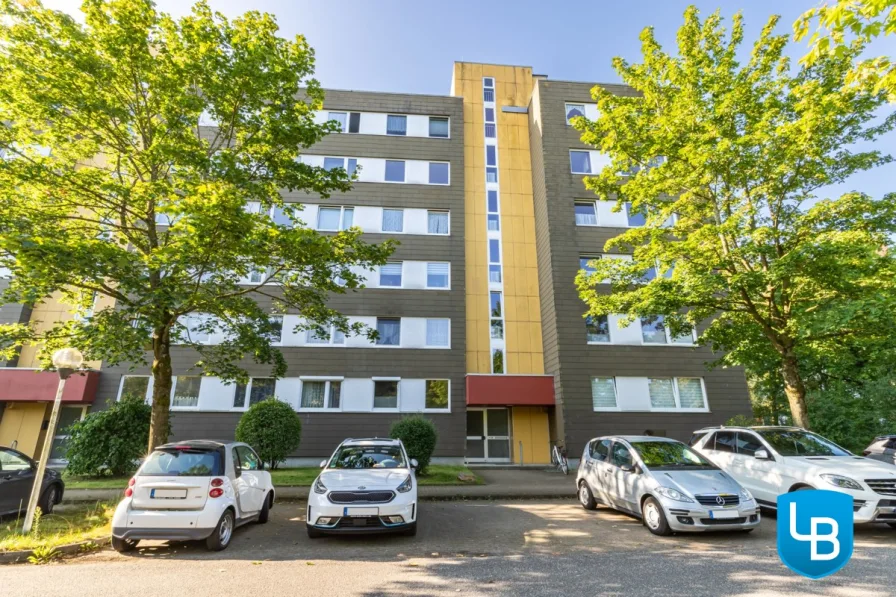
[45, 0, 896, 199]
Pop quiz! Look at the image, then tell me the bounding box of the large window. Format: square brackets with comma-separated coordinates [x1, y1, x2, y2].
[425, 380, 449, 410]
[172, 376, 201, 408]
[267, 316, 283, 344]
[376, 318, 401, 346]
[378, 262, 403, 287]
[625, 202, 646, 227]
[575, 202, 597, 226]
[426, 262, 450, 288]
[323, 157, 345, 171]
[640, 315, 694, 345]
[385, 160, 405, 182]
[386, 114, 407, 136]
[648, 377, 707, 411]
[300, 380, 341, 410]
[429, 162, 450, 185]
[565, 103, 586, 124]
[591, 377, 617, 410]
[382, 208, 404, 232]
[306, 324, 345, 345]
[425, 318, 450, 347]
[328, 111, 347, 132]
[579, 255, 600, 274]
[119, 375, 150, 401]
[318, 206, 353, 231]
[428, 210, 449, 234]
[429, 117, 449, 138]
[586, 315, 610, 343]
[570, 151, 592, 174]
[373, 380, 399, 409]
[233, 378, 276, 409]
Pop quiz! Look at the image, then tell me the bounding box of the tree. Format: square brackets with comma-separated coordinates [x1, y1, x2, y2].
[390, 416, 438, 475]
[795, 0, 896, 101]
[235, 398, 301, 470]
[573, 7, 896, 429]
[0, 0, 394, 449]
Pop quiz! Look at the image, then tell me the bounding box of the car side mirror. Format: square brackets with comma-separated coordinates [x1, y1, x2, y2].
[754, 449, 770, 460]
[410, 459, 419, 469]
[319, 460, 327, 469]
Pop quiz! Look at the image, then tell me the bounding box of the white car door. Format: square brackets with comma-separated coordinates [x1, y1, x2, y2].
[232, 446, 266, 515]
[735, 431, 784, 504]
[583, 439, 613, 504]
[703, 430, 742, 479]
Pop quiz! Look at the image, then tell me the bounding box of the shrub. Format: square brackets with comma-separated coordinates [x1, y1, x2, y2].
[235, 398, 301, 469]
[390, 416, 438, 475]
[65, 395, 152, 476]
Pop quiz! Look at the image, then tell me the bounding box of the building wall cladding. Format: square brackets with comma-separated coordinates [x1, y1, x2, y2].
[94, 90, 467, 458]
[0, 280, 32, 367]
[529, 79, 752, 448]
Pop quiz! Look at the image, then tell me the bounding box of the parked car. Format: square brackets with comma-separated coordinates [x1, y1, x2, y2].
[111, 440, 274, 552]
[862, 435, 896, 466]
[307, 438, 418, 538]
[576, 435, 759, 536]
[691, 426, 896, 526]
[0, 446, 64, 517]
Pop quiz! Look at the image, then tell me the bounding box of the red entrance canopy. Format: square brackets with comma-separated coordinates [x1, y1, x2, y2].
[465, 374, 555, 406]
[0, 369, 100, 403]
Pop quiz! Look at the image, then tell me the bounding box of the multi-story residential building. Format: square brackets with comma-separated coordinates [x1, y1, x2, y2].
[0, 62, 751, 466]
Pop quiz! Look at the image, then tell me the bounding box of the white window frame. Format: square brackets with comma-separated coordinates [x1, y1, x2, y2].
[590, 377, 620, 412]
[231, 377, 277, 412]
[298, 377, 345, 412]
[425, 262, 451, 290]
[386, 114, 408, 136]
[375, 317, 402, 347]
[585, 315, 612, 345]
[317, 206, 353, 231]
[647, 377, 709, 413]
[305, 324, 346, 346]
[381, 208, 405, 233]
[428, 116, 450, 139]
[117, 375, 151, 403]
[569, 150, 593, 174]
[579, 254, 601, 275]
[384, 159, 406, 183]
[328, 111, 347, 132]
[491, 347, 505, 374]
[372, 377, 401, 411]
[574, 201, 598, 226]
[565, 103, 586, 125]
[424, 318, 451, 348]
[640, 316, 696, 346]
[426, 210, 450, 235]
[377, 262, 403, 288]
[424, 379, 451, 412]
[170, 375, 202, 410]
[428, 161, 451, 185]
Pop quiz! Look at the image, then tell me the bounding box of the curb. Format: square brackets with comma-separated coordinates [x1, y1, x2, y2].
[0, 537, 110, 566]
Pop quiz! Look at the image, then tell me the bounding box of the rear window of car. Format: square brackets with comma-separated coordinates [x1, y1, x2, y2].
[139, 448, 224, 476]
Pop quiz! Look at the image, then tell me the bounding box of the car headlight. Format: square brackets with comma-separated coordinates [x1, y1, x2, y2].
[654, 486, 694, 503]
[739, 487, 754, 502]
[313, 477, 328, 494]
[820, 474, 862, 491]
[397, 475, 413, 493]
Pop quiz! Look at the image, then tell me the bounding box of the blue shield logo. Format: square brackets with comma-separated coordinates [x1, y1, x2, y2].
[777, 490, 853, 579]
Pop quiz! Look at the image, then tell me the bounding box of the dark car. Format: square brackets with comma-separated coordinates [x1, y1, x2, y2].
[862, 436, 896, 466]
[0, 446, 65, 517]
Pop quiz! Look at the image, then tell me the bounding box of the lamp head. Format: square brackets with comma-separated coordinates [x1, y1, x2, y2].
[52, 348, 83, 379]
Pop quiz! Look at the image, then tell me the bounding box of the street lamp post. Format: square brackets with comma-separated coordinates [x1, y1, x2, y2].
[21, 347, 84, 534]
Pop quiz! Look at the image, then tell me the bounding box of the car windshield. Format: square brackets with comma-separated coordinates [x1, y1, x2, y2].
[140, 448, 224, 476]
[328, 445, 407, 469]
[631, 441, 717, 469]
[757, 430, 851, 457]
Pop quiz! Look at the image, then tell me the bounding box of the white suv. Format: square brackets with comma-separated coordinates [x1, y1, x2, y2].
[112, 440, 275, 552]
[307, 438, 418, 538]
[691, 426, 896, 525]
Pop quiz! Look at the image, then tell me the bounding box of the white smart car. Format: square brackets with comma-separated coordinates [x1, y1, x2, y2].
[691, 426, 896, 525]
[306, 438, 418, 538]
[111, 440, 275, 552]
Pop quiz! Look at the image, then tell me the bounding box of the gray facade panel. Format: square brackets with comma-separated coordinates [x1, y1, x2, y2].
[0, 280, 32, 367]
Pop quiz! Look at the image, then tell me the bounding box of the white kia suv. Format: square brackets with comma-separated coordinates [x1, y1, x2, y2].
[111, 440, 275, 552]
[691, 426, 896, 525]
[306, 438, 418, 537]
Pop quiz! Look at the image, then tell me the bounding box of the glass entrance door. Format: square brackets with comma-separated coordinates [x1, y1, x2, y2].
[466, 408, 511, 463]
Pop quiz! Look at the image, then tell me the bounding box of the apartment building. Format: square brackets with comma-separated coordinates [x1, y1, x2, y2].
[0, 62, 751, 465]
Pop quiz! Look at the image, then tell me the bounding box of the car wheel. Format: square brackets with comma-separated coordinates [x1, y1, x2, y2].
[401, 522, 417, 537]
[306, 525, 324, 539]
[578, 481, 597, 511]
[206, 510, 235, 551]
[111, 536, 138, 553]
[257, 493, 272, 524]
[38, 485, 58, 515]
[642, 497, 672, 536]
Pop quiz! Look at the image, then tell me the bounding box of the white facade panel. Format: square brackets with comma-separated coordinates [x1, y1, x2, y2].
[281, 315, 305, 347]
[589, 150, 612, 173]
[301, 155, 324, 168]
[359, 112, 387, 135]
[197, 377, 234, 411]
[401, 318, 427, 349]
[346, 316, 376, 347]
[354, 206, 381, 232]
[274, 377, 303, 409]
[356, 158, 385, 182]
[402, 261, 427, 289]
[609, 314, 642, 345]
[399, 379, 426, 412]
[405, 209, 428, 235]
[584, 104, 600, 121]
[596, 200, 629, 227]
[406, 115, 430, 138]
[341, 378, 373, 411]
[615, 377, 651, 411]
[300, 204, 319, 229]
[405, 160, 429, 184]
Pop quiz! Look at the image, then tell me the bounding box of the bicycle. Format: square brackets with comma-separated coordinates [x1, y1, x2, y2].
[551, 443, 569, 475]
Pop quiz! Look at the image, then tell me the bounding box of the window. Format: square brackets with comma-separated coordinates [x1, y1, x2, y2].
[579, 255, 599, 274]
[317, 206, 353, 231]
[565, 103, 586, 124]
[486, 145, 497, 166]
[0, 448, 33, 471]
[591, 377, 617, 409]
[489, 265, 502, 284]
[486, 167, 498, 183]
[382, 208, 404, 232]
[385, 160, 405, 182]
[640, 316, 667, 344]
[271, 205, 294, 227]
[49, 406, 86, 460]
[590, 439, 612, 461]
[235, 446, 262, 472]
[120, 376, 149, 401]
[483, 87, 495, 102]
[347, 159, 357, 178]
[427, 210, 449, 235]
[575, 202, 597, 225]
[348, 112, 361, 133]
[426, 319, 450, 347]
[379, 262, 402, 287]
[323, 157, 345, 171]
[376, 318, 401, 346]
[267, 316, 283, 344]
[490, 291, 504, 339]
[677, 378, 706, 409]
[426, 262, 450, 288]
[625, 202, 646, 227]
[487, 191, 499, 213]
[611, 442, 633, 468]
[483, 77, 494, 88]
[586, 315, 610, 343]
[172, 376, 201, 408]
[233, 378, 276, 409]
[489, 239, 501, 264]
[648, 377, 707, 411]
[300, 380, 341, 409]
[328, 112, 347, 132]
[386, 114, 407, 136]
[735, 432, 762, 457]
[425, 380, 449, 409]
[570, 151, 592, 174]
[429, 162, 449, 185]
[488, 214, 500, 231]
[490, 319, 504, 339]
[306, 325, 345, 345]
[181, 314, 211, 344]
[485, 107, 495, 123]
[492, 348, 504, 374]
[490, 292, 502, 317]
[485, 123, 496, 138]
[713, 431, 737, 453]
[373, 380, 399, 409]
[429, 117, 449, 138]
[648, 378, 676, 409]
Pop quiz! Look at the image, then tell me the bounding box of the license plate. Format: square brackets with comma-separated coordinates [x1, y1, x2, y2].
[343, 507, 378, 517]
[709, 509, 738, 519]
[151, 489, 187, 499]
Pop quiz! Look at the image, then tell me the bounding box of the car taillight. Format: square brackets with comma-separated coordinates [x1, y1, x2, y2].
[125, 487, 133, 497]
[128, 478, 136, 486]
[209, 488, 224, 498]
[211, 478, 224, 487]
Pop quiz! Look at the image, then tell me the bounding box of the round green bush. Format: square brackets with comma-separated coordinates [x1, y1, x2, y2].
[65, 395, 152, 476]
[390, 416, 438, 475]
[235, 398, 301, 469]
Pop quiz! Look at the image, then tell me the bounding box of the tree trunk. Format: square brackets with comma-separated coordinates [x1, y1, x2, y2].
[148, 325, 173, 451]
[780, 353, 810, 429]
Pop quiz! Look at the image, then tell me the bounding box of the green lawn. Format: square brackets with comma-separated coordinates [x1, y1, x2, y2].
[64, 465, 482, 490]
[0, 501, 114, 553]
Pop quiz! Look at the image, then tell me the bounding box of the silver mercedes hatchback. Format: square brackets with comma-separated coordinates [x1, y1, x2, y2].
[576, 436, 760, 535]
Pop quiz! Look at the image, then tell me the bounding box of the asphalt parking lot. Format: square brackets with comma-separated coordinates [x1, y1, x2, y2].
[3, 499, 896, 596]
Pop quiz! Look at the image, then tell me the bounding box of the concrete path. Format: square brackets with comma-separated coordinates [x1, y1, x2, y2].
[63, 468, 576, 502]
